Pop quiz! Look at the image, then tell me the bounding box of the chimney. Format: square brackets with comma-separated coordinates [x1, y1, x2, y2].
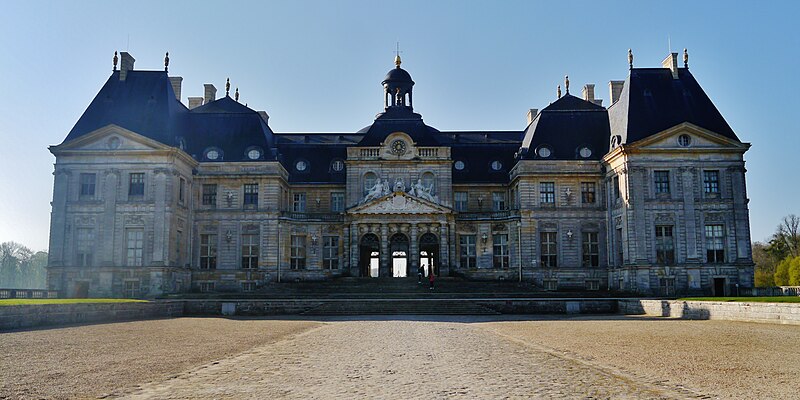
[526, 109, 538, 125]
[609, 80, 624, 104]
[203, 84, 217, 104]
[662, 52, 679, 79]
[258, 111, 270, 124]
[582, 84, 595, 103]
[188, 97, 204, 109]
[119, 52, 135, 81]
[169, 76, 183, 102]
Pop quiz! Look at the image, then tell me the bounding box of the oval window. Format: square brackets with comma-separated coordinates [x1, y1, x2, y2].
[206, 149, 220, 160]
[331, 159, 344, 172]
[247, 149, 261, 160]
[678, 134, 691, 147]
[295, 160, 308, 171]
[491, 160, 503, 171]
[537, 146, 551, 158]
[454, 160, 465, 171]
[579, 147, 592, 158]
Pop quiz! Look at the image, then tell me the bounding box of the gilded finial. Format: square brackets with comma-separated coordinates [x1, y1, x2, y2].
[557, 85, 562, 98]
[235, 87, 239, 102]
[164, 52, 169, 72]
[628, 48, 633, 69]
[225, 78, 230, 96]
[113, 51, 118, 71]
[565, 75, 570, 94]
[683, 48, 688, 68]
[395, 54, 402, 67]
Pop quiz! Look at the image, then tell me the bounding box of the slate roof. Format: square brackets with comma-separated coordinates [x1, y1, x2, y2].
[608, 68, 738, 146]
[519, 94, 610, 160]
[356, 107, 441, 146]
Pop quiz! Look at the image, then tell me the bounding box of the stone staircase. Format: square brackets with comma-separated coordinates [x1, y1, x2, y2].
[301, 299, 501, 316]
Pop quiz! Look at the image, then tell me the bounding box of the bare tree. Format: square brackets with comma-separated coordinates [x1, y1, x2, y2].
[776, 214, 800, 258]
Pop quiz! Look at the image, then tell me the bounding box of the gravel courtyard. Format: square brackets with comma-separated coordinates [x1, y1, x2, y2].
[2, 316, 798, 399]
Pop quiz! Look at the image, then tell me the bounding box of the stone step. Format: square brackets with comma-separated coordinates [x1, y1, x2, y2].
[301, 300, 501, 316]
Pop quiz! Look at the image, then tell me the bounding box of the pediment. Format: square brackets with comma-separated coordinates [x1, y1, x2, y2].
[50, 124, 173, 154]
[631, 122, 749, 152]
[348, 192, 451, 215]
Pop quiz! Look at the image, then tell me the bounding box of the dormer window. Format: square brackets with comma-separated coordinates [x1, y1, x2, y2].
[490, 160, 503, 171]
[246, 147, 263, 160]
[578, 146, 592, 158]
[454, 160, 466, 171]
[330, 159, 345, 172]
[204, 148, 222, 161]
[536, 145, 552, 158]
[295, 159, 308, 172]
[678, 134, 691, 147]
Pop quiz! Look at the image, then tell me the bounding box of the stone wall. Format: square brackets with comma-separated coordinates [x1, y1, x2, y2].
[619, 299, 800, 325]
[0, 301, 184, 331]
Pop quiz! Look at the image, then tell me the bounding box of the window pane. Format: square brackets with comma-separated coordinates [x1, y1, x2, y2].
[580, 182, 595, 204]
[492, 234, 509, 268]
[129, 173, 144, 196]
[80, 173, 96, 197]
[654, 171, 670, 194]
[244, 184, 258, 206]
[540, 182, 555, 204]
[540, 232, 557, 267]
[202, 184, 217, 206]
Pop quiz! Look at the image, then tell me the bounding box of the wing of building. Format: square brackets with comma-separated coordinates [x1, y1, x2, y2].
[46, 50, 753, 298]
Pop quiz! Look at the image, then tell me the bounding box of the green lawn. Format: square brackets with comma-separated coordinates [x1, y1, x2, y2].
[0, 298, 148, 306]
[679, 297, 800, 303]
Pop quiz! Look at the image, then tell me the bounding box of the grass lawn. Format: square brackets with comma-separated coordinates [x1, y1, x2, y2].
[679, 297, 800, 303]
[0, 298, 148, 306]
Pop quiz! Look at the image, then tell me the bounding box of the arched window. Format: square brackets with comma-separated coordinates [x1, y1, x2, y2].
[421, 172, 435, 194]
[364, 172, 377, 194]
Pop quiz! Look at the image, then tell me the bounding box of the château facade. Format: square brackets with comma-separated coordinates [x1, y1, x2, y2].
[46, 50, 753, 298]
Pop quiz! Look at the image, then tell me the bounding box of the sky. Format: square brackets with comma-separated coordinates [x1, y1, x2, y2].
[0, 0, 797, 251]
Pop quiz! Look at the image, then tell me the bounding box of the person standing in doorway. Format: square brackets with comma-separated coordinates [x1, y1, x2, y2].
[428, 268, 435, 290]
[418, 264, 425, 284]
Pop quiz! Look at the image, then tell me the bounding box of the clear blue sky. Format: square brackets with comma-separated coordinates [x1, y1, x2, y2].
[0, 0, 797, 251]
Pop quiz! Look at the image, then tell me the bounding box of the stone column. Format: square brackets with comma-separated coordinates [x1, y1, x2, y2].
[48, 168, 71, 267]
[729, 166, 751, 260]
[151, 169, 169, 266]
[410, 223, 419, 272]
[380, 223, 389, 277]
[449, 221, 457, 271]
[439, 222, 449, 276]
[343, 225, 350, 275]
[350, 223, 359, 276]
[101, 169, 119, 265]
[681, 167, 699, 261]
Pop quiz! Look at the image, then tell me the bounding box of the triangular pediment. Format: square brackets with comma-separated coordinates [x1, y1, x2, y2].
[631, 122, 749, 152]
[50, 124, 173, 154]
[348, 192, 451, 215]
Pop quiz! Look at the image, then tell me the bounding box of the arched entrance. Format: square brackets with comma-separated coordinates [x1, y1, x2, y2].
[359, 233, 380, 277]
[390, 233, 410, 277]
[419, 232, 439, 276]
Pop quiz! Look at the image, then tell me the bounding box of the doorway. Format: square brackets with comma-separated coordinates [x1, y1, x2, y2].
[359, 234, 380, 277]
[390, 233, 409, 277]
[74, 281, 89, 298]
[419, 233, 439, 276]
[713, 277, 726, 296]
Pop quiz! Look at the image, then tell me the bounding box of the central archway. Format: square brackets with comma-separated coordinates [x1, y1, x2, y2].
[419, 232, 439, 276]
[390, 233, 410, 277]
[359, 233, 380, 277]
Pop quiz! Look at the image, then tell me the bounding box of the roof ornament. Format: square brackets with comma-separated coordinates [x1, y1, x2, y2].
[394, 42, 402, 68]
[164, 52, 169, 72]
[683, 48, 689, 68]
[628, 48, 633, 69]
[113, 51, 118, 71]
[557, 85, 562, 98]
[235, 87, 239, 102]
[565, 75, 570, 94]
[225, 78, 231, 96]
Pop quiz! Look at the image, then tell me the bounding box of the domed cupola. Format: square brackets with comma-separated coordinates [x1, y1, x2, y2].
[382, 55, 415, 111]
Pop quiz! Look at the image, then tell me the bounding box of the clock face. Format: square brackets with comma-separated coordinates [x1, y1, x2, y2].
[390, 139, 407, 155]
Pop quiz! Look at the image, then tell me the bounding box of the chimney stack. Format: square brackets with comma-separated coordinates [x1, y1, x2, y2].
[169, 76, 183, 102]
[609, 80, 624, 104]
[203, 84, 217, 104]
[582, 84, 595, 103]
[119, 52, 135, 81]
[662, 52, 679, 79]
[526, 109, 538, 125]
[188, 97, 204, 109]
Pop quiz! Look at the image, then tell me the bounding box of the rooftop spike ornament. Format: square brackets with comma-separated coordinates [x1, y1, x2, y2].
[164, 52, 169, 72]
[565, 75, 570, 94]
[226, 78, 230, 96]
[113, 51, 118, 71]
[684, 48, 689, 68]
[628, 48, 633, 69]
[235, 87, 239, 102]
[557, 85, 562, 99]
[395, 54, 401, 67]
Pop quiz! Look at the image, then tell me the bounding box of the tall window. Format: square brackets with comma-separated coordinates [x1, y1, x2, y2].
[540, 182, 555, 204]
[178, 177, 186, 203]
[323, 236, 339, 269]
[613, 176, 621, 199]
[290, 235, 306, 269]
[76, 228, 94, 267]
[459, 235, 476, 268]
[293, 192, 306, 212]
[654, 171, 670, 194]
[200, 234, 217, 269]
[244, 183, 258, 207]
[655, 225, 675, 264]
[540, 232, 557, 267]
[125, 228, 144, 266]
[241, 233, 259, 269]
[581, 232, 599, 267]
[492, 192, 506, 211]
[129, 173, 145, 197]
[202, 184, 217, 207]
[581, 182, 596, 204]
[704, 170, 720, 193]
[330, 192, 344, 212]
[492, 234, 509, 268]
[705, 224, 725, 263]
[124, 281, 140, 298]
[79, 173, 96, 197]
[454, 191, 468, 211]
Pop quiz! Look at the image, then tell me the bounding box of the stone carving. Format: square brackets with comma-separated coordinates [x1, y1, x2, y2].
[363, 179, 387, 203]
[394, 178, 405, 192]
[125, 215, 144, 226]
[409, 178, 437, 203]
[361, 176, 442, 205]
[356, 193, 445, 214]
[76, 216, 96, 226]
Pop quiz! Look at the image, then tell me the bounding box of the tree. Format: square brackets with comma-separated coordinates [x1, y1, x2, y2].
[753, 242, 778, 287]
[0, 242, 46, 289]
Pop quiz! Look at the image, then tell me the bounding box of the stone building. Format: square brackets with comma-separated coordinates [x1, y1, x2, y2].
[46, 50, 753, 298]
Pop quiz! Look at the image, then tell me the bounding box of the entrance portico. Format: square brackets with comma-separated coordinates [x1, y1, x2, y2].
[348, 192, 452, 278]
